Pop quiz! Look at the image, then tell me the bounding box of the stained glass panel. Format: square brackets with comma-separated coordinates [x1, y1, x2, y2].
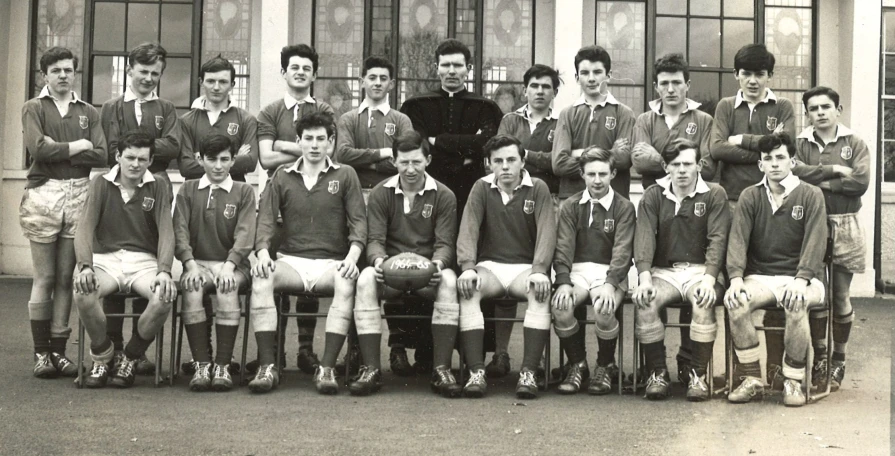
[32, 0, 87, 97]
[317, 79, 363, 118]
[456, 0, 477, 64]
[202, 0, 252, 109]
[775, 89, 807, 133]
[609, 85, 644, 115]
[764, 6, 811, 90]
[596, 2, 646, 85]
[315, 0, 364, 79]
[399, 0, 448, 80]
[485, 82, 524, 113]
[483, 0, 533, 83]
[370, 0, 394, 59]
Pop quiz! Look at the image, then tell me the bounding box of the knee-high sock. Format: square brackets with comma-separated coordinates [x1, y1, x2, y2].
[432, 302, 459, 368]
[832, 311, 854, 363]
[596, 320, 620, 367]
[29, 300, 52, 353]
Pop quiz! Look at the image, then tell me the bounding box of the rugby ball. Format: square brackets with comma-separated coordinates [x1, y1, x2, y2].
[381, 253, 437, 292]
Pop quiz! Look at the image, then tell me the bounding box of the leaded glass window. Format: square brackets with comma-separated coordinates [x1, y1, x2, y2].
[31, 0, 87, 97]
[202, 0, 253, 110]
[881, 10, 895, 183]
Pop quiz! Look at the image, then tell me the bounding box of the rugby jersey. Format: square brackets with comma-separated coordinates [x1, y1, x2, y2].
[74, 166, 174, 274]
[792, 124, 870, 215]
[457, 171, 556, 274]
[179, 97, 258, 181]
[552, 94, 636, 198]
[100, 87, 181, 172]
[174, 175, 256, 268]
[255, 157, 366, 260]
[335, 100, 413, 188]
[257, 94, 334, 175]
[553, 188, 635, 288]
[497, 105, 560, 193]
[727, 174, 827, 281]
[22, 88, 108, 188]
[709, 90, 795, 201]
[634, 176, 731, 279]
[632, 99, 714, 189]
[365, 173, 457, 267]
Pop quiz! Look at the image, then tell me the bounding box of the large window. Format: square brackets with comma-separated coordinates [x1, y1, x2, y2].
[881, 9, 895, 184]
[29, 0, 254, 113]
[593, 0, 814, 133]
[312, 0, 536, 113]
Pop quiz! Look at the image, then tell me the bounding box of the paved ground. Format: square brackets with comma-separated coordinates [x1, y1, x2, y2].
[0, 278, 891, 455]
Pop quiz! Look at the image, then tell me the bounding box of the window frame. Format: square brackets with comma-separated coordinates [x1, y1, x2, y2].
[880, 7, 895, 193]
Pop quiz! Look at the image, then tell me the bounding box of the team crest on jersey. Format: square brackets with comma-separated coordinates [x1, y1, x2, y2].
[79, 116, 88, 129]
[422, 204, 433, 218]
[604, 117, 617, 131]
[384, 123, 396, 136]
[523, 199, 535, 214]
[792, 205, 804, 221]
[155, 116, 164, 130]
[603, 218, 615, 233]
[142, 197, 155, 212]
[328, 180, 340, 194]
[766, 117, 778, 131]
[547, 129, 555, 143]
[840, 146, 853, 160]
[694, 202, 706, 217]
[686, 122, 697, 135]
[223, 204, 237, 219]
[227, 123, 239, 135]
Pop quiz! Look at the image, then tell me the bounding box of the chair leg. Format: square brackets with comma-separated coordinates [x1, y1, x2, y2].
[725, 308, 734, 396]
[169, 299, 179, 387]
[240, 293, 250, 387]
[617, 309, 624, 395]
[77, 319, 85, 389]
[632, 310, 639, 395]
[154, 326, 164, 387]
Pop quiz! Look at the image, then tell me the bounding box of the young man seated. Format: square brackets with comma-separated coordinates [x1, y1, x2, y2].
[551, 147, 634, 396]
[353, 131, 460, 397]
[249, 112, 366, 394]
[724, 132, 828, 407]
[174, 134, 257, 392]
[456, 134, 556, 399]
[632, 138, 730, 401]
[72, 131, 176, 388]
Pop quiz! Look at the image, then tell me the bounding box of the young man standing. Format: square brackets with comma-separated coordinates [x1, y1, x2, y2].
[174, 134, 256, 392]
[352, 131, 460, 397]
[248, 113, 366, 395]
[179, 56, 258, 182]
[254, 44, 334, 374]
[724, 132, 827, 407]
[552, 147, 634, 396]
[456, 134, 556, 399]
[632, 138, 730, 401]
[793, 86, 870, 391]
[335, 56, 418, 376]
[710, 44, 796, 385]
[100, 42, 181, 376]
[72, 132, 177, 388]
[21, 46, 107, 378]
[553, 45, 635, 200]
[487, 64, 561, 378]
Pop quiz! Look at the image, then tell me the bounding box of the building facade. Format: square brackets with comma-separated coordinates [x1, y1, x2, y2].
[0, 0, 887, 296]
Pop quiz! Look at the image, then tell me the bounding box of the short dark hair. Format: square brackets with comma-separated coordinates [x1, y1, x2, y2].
[363, 56, 394, 79]
[574, 45, 612, 75]
[733, 44, 775, 74]
[118, 131, 155, 158]
[200, 55, 236, 83]
[523, 64, 560, 92]
[40, 47, 78, 74]
[295, 111, 335, 138]
[483, 134, 523, 159]
[662, 137, 700, 164]
[281, 44, 319, 73]
[128, 43, 167, 71]
[654, 53, 689, 83]
[802, 86, 840, 111]
[199, 134, 235, 159]
[578, 146, 615, 172]
[435, 39, 471, 65]
[392, 130, 429, 158]
[757, 132, 795, 158]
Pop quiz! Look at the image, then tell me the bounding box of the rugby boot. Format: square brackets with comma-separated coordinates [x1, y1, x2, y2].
[686, 369, 709, 402]
[463, 369, 488, 398]
[189, 362, 213, 392]
[33, 352, 57, 379]
[84, 361, 110, 388]
[783, 378, 806, 407]
[248, 364, 279, 393]
[727, 376, 764, 403]
[349, 366, 382, 396]
[315, 366, 339, 395]
[485, 352, 511, 378]
[515, 368, 538, 399]
[588, 364, 613, 395]
[431, 366, 462, 398]
[644, 369, 671, 400]
[557, 360, 589, 395]
[212, 363, 234, 392]
[109, 355, 137, 388]
[50, 352, 79, 377]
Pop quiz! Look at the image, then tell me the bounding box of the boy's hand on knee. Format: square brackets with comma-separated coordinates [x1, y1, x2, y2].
[373, 257, 387, 284]
[428, 260, 444, 288]
[457, 269, 479, 301]
[528, 272, 551, 303]
[692, 275, 717, 309]
[180, 260, 205, 292]
[633, 272, 656, 309]
[253, 250, 275, 279]
[724, 278, 749, 309]
[551, 284, 574, 311]
[216, 262, 237, 294]
[782, 278, 809, 312]
[593, 283, 617, 315]
[337, 257, 359, 280]
[152, 272, 177, 302]
[73, 267, 97, 295]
